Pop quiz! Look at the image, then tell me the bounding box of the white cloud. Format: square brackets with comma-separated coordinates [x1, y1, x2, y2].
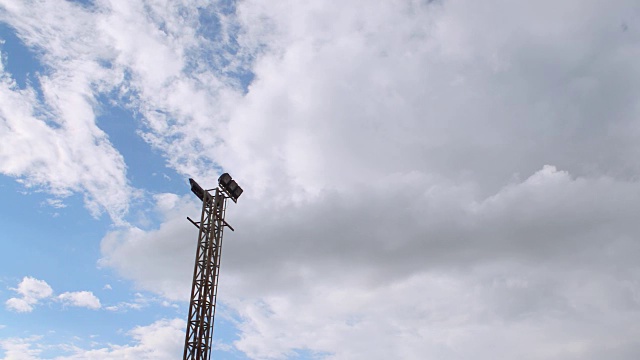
[100, 165, 640, 359]
[0, 0, 250, 221]
[99, 221, 192, 300]
[5, 277, 104, 313]
[0, 0, 139, 222]
[57, 291, 101, 310]
[0, 336, 42, 360]
[55, 318, 183, 360]
[44, 199, 67, 209]
[5, 298, 33, 313]
[99, 194, 200, 300]
[5, 277, 53, 313]
[101, 292, 163, 312]
[0, 320, 183, 360]
[93, 0, 640, 356]
[153, 193, 181, 213]
[13, 276, 53, 299]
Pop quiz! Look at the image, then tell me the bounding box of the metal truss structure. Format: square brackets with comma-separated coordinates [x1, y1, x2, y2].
[183, 183, 232, 360]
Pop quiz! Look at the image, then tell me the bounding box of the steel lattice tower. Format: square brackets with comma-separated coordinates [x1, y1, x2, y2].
[183, 174, 242, 360]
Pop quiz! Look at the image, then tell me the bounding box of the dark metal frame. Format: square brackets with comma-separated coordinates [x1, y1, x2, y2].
[183, 185, 232, 360]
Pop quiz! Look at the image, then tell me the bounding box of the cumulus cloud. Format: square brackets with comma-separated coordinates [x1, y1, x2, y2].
[57, 291, 101, 310]
[0, 336, 42, 360]
[5, 298, 32, 313]
[99, 194, 199, 300]
[0, 319, 183, 360]
[95, 0, 640, 358]
[101, 165, 640, 359]
[5, 277, 104, 313]
[53, 319, 183, 360]
[5, 277, 53, 313]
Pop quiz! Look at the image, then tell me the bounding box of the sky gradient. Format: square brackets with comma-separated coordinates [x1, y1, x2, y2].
[2, 0, 640, 359]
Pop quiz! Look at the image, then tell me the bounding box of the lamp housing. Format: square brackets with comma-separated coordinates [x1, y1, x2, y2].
[189, 178, 206, 202]
[217, 173, 243, 201]
[231, 186, 243, 199]
[218, 173, 231, 187]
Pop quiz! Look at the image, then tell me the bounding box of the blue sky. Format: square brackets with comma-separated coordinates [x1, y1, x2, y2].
[2, 1, 640, 359]
[0, 4, 247, 357]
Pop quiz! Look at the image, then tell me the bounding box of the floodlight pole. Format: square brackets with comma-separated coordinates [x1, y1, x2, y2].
[183, 177, 236, 360]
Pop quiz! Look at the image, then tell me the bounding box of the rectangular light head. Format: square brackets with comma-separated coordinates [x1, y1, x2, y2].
[189, 178, 205, 202]
[227, 180, 238, 192]
[218, 173, 243, 201]
[218, 173, 232, 187]
[232, 186, 243, 199]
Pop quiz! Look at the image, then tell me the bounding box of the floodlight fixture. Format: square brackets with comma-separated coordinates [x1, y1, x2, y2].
[218, 173, 243, 202]
[227, 180, 238, 192]
[189, 178, 206, 202]
[231, 185, 243, 199]
[218, 173, 232, 188]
